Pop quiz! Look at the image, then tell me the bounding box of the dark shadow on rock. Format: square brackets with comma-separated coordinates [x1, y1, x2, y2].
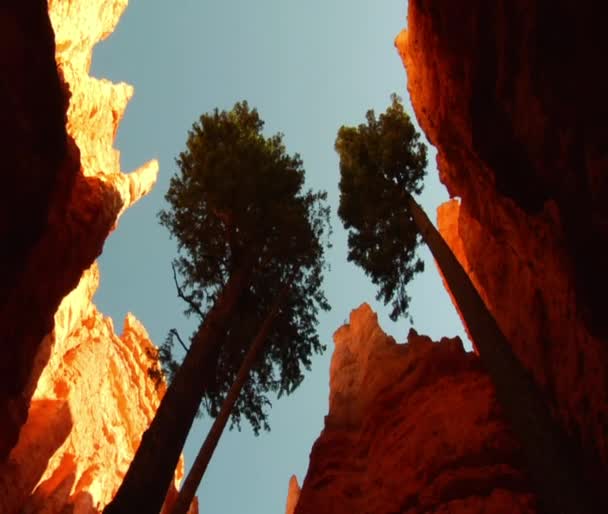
[24, 453, 77, 514]
[0, 0, 125, 461]
[0, 0, 70, 302]
[0, 0, 73, 461]
[0, 399, 73, 514]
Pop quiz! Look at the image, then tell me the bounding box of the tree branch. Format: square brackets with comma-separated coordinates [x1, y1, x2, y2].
[169, 328, 190, 354]
[172, 263, 205, 318]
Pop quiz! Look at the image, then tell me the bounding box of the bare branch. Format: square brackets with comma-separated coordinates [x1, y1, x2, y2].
[172, 263, 205, 318]
[169, 328, 190, 354]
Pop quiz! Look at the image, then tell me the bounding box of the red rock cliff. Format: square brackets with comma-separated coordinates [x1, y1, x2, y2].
[292, 3, 607, 512]
[0, 0, 157, 458]
[0, 1, 195, 513]
[0, 265, 180, 514]
[291, 305, 538, 514]
[397, 0, 608, 490]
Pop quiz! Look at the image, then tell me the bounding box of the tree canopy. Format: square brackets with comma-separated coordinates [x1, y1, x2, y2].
[335, 94, 428, 321]
[158, 101, 331, 433]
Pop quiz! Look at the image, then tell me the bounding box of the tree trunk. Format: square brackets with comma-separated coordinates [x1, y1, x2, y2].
[405, 192, 600, 514]
[103, 257, 256, 514]
[170, 276, 293, 514]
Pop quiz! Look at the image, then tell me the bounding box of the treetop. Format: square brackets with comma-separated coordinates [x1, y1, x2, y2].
[158, 100, 331, 433]
[336, 94, 428, 321]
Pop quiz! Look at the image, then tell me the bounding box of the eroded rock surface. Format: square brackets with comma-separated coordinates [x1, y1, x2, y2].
[397, 0, 608, 490]
[0, 0, 178, 512]
[0, 0, 157, 458]
[284, 475, 301, 514]
[0, 265, 177, 514]
[292, 305, 537, 514]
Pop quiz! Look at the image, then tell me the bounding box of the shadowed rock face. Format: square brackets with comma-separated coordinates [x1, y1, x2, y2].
[0, 0, 80, 457]
[0, 0, 194, 512]
[0, 265, 183, 514]
[397, 0, 608, 492]
[292, 305, 538, 514]
[0, 0, 157, 459]
[398, 2, 608, 330]
[0, 1, 70, 302]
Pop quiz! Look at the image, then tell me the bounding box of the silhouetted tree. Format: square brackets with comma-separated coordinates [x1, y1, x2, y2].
[335, 94, 600, 514]
[105, 101, 330, 514]
[169, 275, 294, 514]
[336, 94, 427, 321]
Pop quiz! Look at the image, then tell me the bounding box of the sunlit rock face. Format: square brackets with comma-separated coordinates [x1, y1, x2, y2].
[284, 475, 301, 514]
[292, 305, 537, 514]
[0, 265, 179, 514]
[0, 0, 81, 458]
[396, 0, 608, 491]
[0, 0, 158, 458]
[0, 0, 183, 512]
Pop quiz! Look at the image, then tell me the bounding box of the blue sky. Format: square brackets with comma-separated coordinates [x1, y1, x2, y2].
[91, 1, 467, 512]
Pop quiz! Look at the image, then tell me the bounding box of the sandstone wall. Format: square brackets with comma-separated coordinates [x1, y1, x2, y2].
[0, 0, 157, 458]
[397, 0, 608, 489]
[0, 265, 178, 514]
[0, 0, 189, 512]
[291, 305, 537, 514]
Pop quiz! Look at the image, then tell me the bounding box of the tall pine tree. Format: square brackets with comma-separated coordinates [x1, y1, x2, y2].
[105, 101, 330, 514]
[335, 94, 600, 514]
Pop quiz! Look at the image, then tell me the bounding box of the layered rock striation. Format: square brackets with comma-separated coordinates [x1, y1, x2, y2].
[0, 0, 175, 512]
[0, 0, 157, 458]
[396, 0, 608, 491]
[291, 2, 606, 512]
[292, 305, 538, 514]
[0, 265, 177, 514]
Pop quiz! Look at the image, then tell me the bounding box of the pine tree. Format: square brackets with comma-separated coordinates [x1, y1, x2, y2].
[335, 94, 599, 514]
[336, 94, 427, 321]
[105, 101, 330, 514]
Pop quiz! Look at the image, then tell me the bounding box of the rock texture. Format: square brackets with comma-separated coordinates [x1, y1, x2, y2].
[0, 0, 157, 458]
[0, 0, 81, 457]
[285, 475, 301, 514]
[396, 0, 608, 493]
[0, 0, 193, 513]
[0, 265, 181, 514]
[292, 305, 538, 514]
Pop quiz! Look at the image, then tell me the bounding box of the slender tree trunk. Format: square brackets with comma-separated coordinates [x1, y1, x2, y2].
[104, 256, 256, 514]
[405, 192, 600, 514]
[170, 276, 294, 514]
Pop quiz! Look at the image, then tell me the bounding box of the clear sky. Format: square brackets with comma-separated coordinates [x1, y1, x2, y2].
[91, 1, 467, 513]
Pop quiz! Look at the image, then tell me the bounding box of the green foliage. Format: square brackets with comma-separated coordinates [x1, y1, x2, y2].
[336, 94, 428, 321]
[147, 329, 185, 391]
[157, 329, 183, 381]
[159, 101, 331, 434]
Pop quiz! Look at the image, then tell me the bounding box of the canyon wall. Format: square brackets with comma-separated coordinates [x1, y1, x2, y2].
[291, 305, 538, 514]
[0, 265, 180, 514]
[0, 0, 157, 458]
[0, 1, 191, 512]
[3, 0, 606, 512]
[397, 0, 608, 491]
[292, 2, 606, 513]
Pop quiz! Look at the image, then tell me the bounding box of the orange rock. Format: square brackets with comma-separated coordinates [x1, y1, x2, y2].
[0, 0, 81, 458]
[291, 305, 537, 514]
[397, 0, 608, 491]
[0, 265, 180, 514]
[284, 475, 301, 514]
[0, 1, 194, 513]
[49, 0, 158, 220]
[0, 0, 157, 458]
